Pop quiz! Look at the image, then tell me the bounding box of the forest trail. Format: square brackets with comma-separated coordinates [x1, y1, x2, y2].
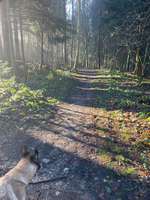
[28, 70, 108, 200]
[0, 70, 149, 200]
[27, 70, 149, 199]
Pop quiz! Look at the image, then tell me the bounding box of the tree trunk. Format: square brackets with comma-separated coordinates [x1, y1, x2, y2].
[73, 0, 81, 70]
[46, 34, 50, 65]
[126, 50, 130, 72]
[134, 48, 143, 77]
[0, 0, 11, 63]
[40, 30, 44, 70]
[63, 0, 67, 66]
[8, 5, 15, 66]
[70, 0, 74, 68]
[14, 9, 21, 61]
[85, 39, 89, 68]
[51, 35, 54, 67]
[0, 34, 3, 60]
[19, 8, 26, 80]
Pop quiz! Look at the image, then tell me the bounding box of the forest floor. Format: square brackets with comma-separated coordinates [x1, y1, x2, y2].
[0, 70, 150, 200]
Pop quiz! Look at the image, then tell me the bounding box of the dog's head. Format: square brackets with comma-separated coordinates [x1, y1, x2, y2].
[21, 146, 40, 170]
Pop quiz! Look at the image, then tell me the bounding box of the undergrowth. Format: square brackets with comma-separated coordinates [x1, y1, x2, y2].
[0, 79, 57, 116]
[0, 69, 76, 117]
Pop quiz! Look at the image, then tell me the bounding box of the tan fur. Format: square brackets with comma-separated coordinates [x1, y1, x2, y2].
[0, 158, 38, 200]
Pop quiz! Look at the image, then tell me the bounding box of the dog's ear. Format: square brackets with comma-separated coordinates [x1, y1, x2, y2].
[34, 149, 39, 160]
[21, 145, 29, 157]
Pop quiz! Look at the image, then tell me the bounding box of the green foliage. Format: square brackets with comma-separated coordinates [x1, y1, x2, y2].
[115, 155, 130, 165]
[93, 71, 149, 129]
[115, 155, 125, 163]
[1, 69, 76, 114]
[138, 96, 150, 106]
[140, 152, 150, 171]
[91, 0, 150, 74]
[110, 144, 124, 154]
[121, 167, 136, 176]
[97, 149, 110, 156]
[0, 79, 57, 114]
[138, 111, 150, 119]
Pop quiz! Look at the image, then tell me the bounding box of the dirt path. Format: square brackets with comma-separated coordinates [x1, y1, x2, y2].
[28, 70, 106, 200]
[0, 70, 149, 200]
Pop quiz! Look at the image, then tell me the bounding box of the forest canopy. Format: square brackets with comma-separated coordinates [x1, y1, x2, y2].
[0, 0, 149, 81]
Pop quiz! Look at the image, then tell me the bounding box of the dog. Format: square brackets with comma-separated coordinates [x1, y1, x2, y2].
[0, 146, 40, 200]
